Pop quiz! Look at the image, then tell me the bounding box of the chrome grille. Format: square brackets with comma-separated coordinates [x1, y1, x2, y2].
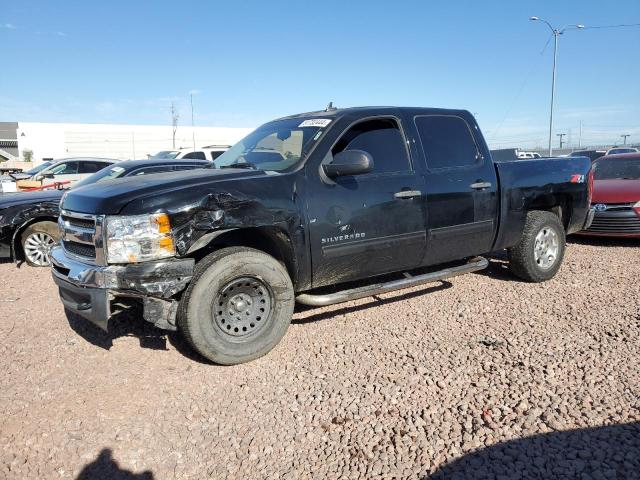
[59, 210, 106, 264]
[586, 204, 640, 234]
[62, 241, 96, 258]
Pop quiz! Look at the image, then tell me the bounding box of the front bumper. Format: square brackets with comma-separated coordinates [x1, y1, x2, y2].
[51, 246, 194, 331]
[583, 207, 596, 230]
[578, 206, 640, 237]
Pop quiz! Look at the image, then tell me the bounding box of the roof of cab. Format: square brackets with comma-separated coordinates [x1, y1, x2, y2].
[274, 106, 472, 122]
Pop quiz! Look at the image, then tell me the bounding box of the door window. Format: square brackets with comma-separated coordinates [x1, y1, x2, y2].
[79, 161, 110, 174]
[130, 166, 174, 176]
[173, 164, 201, 171]
[49, 161, 79, 175]
[332, 118, 410, 174]
[414, 116, 479, 169]
[182, 151, 207, 160]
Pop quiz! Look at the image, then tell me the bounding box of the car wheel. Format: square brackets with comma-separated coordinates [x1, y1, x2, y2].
[508, 211, 565, 282]
[178, 247, 294, 365]
[21, 221, 59, 267]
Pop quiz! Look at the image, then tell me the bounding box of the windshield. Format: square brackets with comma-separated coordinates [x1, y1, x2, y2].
[150, 151, 179, 159]
[213, 118, 331, 171]
[594, 158, 640, 180]
[72, 165, 127, 188]
[24, 161, 53, 175]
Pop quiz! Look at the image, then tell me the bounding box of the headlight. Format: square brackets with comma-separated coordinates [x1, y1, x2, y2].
[105, 213, 175, 263]
[633, 200, 640, 217]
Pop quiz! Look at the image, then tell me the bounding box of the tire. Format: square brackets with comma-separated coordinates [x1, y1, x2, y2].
[508, 211, 565, 282]
[21, 221, 60, 267]
[177, 247, 294, 365]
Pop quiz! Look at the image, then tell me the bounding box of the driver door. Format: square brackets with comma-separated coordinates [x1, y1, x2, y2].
[306, 117, 427, 288]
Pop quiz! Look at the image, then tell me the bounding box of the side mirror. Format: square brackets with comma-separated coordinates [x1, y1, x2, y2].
[323, 150, 373, 178]
[42, 173, 55, 179]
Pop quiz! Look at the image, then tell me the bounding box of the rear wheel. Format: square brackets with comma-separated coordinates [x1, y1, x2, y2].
[178, 247, 294, 365]
[508, 211, 565, 282]
[21, 221, 59, 267]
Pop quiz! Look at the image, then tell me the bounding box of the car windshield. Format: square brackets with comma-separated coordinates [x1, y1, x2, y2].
[24, 161, 53, 175]
[213, 118, 331, 171]
[593, 158, 640, 180]
[150, 151, 179, 159]
[72, 165, 127, 188]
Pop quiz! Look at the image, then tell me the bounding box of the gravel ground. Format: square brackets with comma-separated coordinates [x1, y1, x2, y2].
[0, 237, 639, 479]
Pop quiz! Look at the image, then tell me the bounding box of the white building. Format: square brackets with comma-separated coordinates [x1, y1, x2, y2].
[11, 122, 254, 164]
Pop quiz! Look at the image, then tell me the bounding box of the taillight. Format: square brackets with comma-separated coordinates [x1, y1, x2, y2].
[633, 200, 640, 217]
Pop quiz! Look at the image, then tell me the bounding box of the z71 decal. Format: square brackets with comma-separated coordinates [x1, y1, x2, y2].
[570, 174, 585, 183]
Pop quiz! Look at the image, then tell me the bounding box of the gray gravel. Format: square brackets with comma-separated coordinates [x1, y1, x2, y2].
[0, 236, 639, 479]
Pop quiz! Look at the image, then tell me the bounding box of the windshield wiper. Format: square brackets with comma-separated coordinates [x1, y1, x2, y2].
[220, 162, 257, 170]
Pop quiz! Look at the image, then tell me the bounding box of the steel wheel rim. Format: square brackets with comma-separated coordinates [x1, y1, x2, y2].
[534, 226, 559, 270]
[24, 232, 56, 266]
[212, 277, 273, 339]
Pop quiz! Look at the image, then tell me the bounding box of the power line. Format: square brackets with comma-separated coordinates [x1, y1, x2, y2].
[488, 34, 551, 141]
[581, 23, 640, 30]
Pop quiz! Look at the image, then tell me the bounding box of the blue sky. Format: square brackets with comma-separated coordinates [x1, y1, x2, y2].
[1, 0, 639, 149]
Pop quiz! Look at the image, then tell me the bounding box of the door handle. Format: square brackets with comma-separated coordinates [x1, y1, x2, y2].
[470, 181, 492, 190]
[394, 190, 422, 199]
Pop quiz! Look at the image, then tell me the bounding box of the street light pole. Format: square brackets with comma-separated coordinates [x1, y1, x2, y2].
[556, 133, 566, 149]
[621, 134, 630, 145]
[530, 17, 584, 157]
[549, 32, 558, 157]
[190, 93, 196, 151]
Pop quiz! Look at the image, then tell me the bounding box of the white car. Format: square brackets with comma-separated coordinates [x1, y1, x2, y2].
[150, 146, 230, 162]
[12, 157, 116, 186]
[605, 147, 639, 156]
[517, 151, 542, 159]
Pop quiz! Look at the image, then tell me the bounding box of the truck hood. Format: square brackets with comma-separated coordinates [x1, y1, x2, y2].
[0, 189, 63, 209]
[61, 168, 269, 214]
[592, 179, 640, 204]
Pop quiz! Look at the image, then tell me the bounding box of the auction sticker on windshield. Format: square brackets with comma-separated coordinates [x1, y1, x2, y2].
[298, 119, 332, 128]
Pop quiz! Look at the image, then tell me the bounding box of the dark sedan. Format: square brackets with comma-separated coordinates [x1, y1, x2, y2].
[579, 153, 640, 238]
[0, 159, 209, 266]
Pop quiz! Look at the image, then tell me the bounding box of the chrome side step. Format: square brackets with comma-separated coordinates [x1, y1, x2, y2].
[295, 256, 488, 307]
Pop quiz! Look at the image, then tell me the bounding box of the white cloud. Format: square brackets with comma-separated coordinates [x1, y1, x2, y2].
[2, 23, 17, 29]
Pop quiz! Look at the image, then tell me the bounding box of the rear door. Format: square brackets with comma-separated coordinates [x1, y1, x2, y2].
[306, 115, 427, 287]
[78, 161, 111, 180]
[412, 114, 498, 264]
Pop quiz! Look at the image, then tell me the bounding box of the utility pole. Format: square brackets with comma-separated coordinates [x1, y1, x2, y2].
[621, 134, 630, 145]
[578, 121, 582, 149]
[171, 102, 179, 149]
[530, 17, 584, 157]
[556, 133, 566, 149]
[190, 93, 196, 150]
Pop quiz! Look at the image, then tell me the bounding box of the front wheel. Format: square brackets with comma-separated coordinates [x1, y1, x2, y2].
[508, 211, 565, 282]
[178, 247, 294, 365]
[21, 221, 59, 267]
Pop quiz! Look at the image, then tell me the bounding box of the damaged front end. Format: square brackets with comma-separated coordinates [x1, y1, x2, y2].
[50, 246, 194, 331]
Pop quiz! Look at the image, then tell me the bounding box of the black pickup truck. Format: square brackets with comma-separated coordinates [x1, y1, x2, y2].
[51, 107, 594, 364]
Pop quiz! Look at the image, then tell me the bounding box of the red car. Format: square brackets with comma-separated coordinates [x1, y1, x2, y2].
[580, 153, 640, 237]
